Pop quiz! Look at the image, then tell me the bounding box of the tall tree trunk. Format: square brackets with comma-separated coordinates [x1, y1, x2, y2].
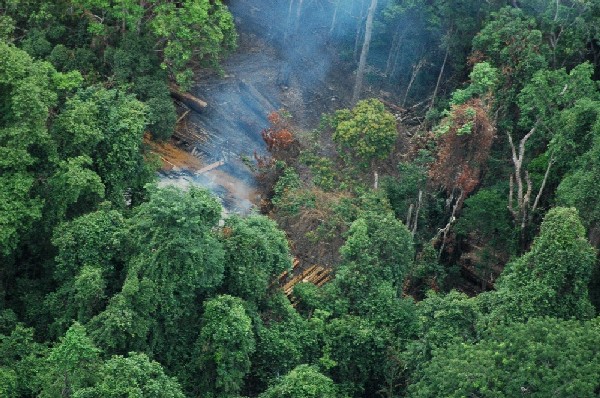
[294, 0, 304, 32]
[388, 32, 406, 83]
[385, 23, 403, 76]
[429, 44, 449, 112]
[283, 0, 296, 45]
[401, 57, 425, 107]
[353, 0, 366, 61]
[329, 0, 340, 36]
[352, 0, 378, 105]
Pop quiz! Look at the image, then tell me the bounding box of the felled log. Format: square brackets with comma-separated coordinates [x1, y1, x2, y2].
[169, 84, 207, 113]
[196, 160, 225, 175]
[379, 98, 406, 113]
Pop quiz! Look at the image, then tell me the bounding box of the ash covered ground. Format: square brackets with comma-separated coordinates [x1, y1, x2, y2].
[160, 0, 353, 213]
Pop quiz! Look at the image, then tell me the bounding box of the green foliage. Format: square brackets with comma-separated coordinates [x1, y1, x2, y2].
[473, 7, 547, 106]
[128, 186, 224, 299]
[0, 367, 17, 398]
[73, 352, 185, 398]
[489, 207, 596, 322]
[0, 323, 47, 397]
[193, 295, 255, 398]
[0, 41, 56, 256]
[383, 160, 428, 222]
[272, 166, 302, 206]
[272, 166, 316, 215]
[404, 290, 480, 375]
[450, 62, 498, 105]
[260, 365, 340, 398]
[333, 99, 398, 166]
[455, 187, 515, 253]
[300, 152, 338, 191]
[82, 88, 150, 205]
[45, 207, 125, 335]
[340, 211, 414, 294]
[322, 315, 391, 396]
[0, 15, 15, 41]
[557, 169, 600, 232]
[408, 317, 600, 398]
[150, 0, 237, 88]
[87, 270, 158, 355]
[250, 294, 323, 392]
[518, 63, 599, 133]
[52, 207, 124, 284]
[107, 33, 176, 140]
[221, 215, 292, 304]
[40, 322, 101, 398]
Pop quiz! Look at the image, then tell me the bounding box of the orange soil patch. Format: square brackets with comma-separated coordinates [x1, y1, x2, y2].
[144, 134, 202, 171]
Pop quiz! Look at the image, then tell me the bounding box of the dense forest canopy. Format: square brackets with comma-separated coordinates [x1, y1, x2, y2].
[2, 0, 600, 397]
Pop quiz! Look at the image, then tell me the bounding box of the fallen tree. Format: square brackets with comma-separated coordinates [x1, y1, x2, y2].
[169, 84, 208, 112]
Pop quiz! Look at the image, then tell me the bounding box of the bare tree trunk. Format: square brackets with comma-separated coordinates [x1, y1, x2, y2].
[412, 190, 423, 236]
[283, 0, 295, 44]
[531, 155, 554, 214]
[388, 32, 405, 83]
[438, 189, 464, 259]
[507, 125, 536, 225]
[385, 24, 403, 76]
[506, 123, 553, 245]
[352, 0, 378, 105]
[406, 204, 414, 227]
[353, 0, 366, 61]
[294, 0, 304, 32]
[329, 0, 340, 36]
[429, 44, 449, 112]
[402, 57, 426, 107]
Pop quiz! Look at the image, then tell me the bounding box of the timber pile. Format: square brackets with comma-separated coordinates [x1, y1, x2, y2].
[278, 260, 332, 306]
[143, 134, 202, 171]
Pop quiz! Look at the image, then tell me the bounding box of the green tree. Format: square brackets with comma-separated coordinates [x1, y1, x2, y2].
[87, 270, 157, 355]
[82, 87, 151, 206]
[322, 315, 391, 396]
[488, 207, 596, 322]
[472, 7, 547, 108]
[259, 364, 340, 398]
[455, 187, 515, 254]
[404, 290, 480, 377]
[192, 295, 255, 398]
[338, 211, 414, 299]
[0, 41, 55, 256]
[557, 131, 600, 232]
[128, 186, 224, 305]
[408, 317, 600, 398]
[106, 32, 176, 140]
[333, 99, 398, 167]
[89, 186, 224, 368]
[39, 322, 101, 398]
[71, 0, 237, 88]
[221, 215, 292, 305]
[45, 207, 125, 335]
[0, 321, 47, 397]
[73, 352, 185, 398]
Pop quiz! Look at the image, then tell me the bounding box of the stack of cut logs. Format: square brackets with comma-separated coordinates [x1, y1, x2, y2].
[277, 258, 331, 307]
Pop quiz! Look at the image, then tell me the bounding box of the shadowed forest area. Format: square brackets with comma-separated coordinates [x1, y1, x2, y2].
[2, 0, 600, 397]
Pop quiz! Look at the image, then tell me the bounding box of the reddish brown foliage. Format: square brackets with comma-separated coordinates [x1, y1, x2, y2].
[262, 111, 296, 151]
[429, 99, 495, 199]
[467, 51, 486, 67]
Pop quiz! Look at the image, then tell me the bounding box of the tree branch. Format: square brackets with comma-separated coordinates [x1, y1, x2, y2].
[531, 155, 555, 215]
